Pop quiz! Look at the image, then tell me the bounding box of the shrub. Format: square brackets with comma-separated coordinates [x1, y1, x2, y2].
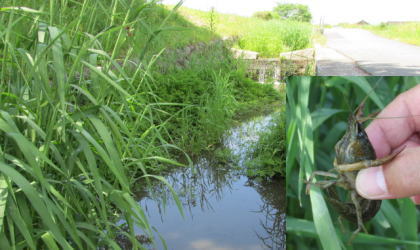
[253, 11, 274, 20]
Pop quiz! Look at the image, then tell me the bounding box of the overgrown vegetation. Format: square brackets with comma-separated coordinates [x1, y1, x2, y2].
[172, 6, 313, 57]
[0, 0, 280, 248]
[340, 22, 420, 46]
[246, 89, 285, 179]
[236, 20, 312, 58]
[229, 71, 281, 117]
[287, 76, 420, 249]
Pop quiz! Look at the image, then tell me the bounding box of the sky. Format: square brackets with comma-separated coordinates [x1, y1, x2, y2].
[160, 0, 420, 25]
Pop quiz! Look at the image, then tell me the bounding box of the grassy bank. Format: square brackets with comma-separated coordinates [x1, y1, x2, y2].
[287, 76, 420, 249]
[341, 22, 420, 46]
[170, 6, 313, 57]
[0, 0, 280, 248]
[246, 86, 285, 179]
[148, 42, 281, 154]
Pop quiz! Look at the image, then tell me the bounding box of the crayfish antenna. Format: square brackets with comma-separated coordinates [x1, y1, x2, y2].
[357, 111, 380, 123]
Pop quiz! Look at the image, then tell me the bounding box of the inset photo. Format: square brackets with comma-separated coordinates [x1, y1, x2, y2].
[287, 76, 420, 249]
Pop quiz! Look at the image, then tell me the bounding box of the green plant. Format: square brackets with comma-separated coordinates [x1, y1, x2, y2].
[0, 0, 285, 248]
[273, 3, 312, 23]
[172, 6, 313, 57]
[208, 7, 217, 32]
[236, 20, 312, 57]
[246, 106, 285, 178]
[287, 76, 420, 249]
[253, 11, 274, 21]
[0, 1, 192, 248]
[229, 70, 281, 118]
[149, 41, 281, 153]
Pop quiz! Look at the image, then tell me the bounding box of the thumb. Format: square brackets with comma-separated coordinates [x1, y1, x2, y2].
[356, 147, 420, 199]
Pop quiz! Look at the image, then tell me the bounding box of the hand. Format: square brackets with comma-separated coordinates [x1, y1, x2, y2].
[356, 84, 420, 204]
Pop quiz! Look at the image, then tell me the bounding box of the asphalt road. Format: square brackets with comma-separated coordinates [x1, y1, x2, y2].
[316, 28, 420, 76]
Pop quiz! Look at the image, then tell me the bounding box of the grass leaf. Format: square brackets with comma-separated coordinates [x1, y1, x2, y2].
[0, 175, 8, 232]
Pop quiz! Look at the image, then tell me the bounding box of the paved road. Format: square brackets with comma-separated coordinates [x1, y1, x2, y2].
[316, 28, 420, 76]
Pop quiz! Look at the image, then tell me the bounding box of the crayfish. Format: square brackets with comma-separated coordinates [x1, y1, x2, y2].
[306, 100, 404, 243]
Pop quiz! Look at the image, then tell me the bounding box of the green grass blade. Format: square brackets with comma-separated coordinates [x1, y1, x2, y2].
[142, 156, 186, 167]
[7, 197, 36, 249]
[381, 200, 402, 237]
[81, 60, 129, 97]
[311, 108, 343, 130]
[0, 6, 45, 14]
[295, 77, 342, 249]
[41, 231, 60, 250]
[48, 26, 67, 112]
[343, 76, 384, 108]
[288, 217, 420, 246]
[285, 118, 297, 183]
[398, 198, 418, 250]
[0, 162, 72, 249]
[0, 175, 8, 232]
[78, 122, 129, 192]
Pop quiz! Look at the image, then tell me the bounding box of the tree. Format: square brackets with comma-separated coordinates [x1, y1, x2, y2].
[273, 3, 311, 23]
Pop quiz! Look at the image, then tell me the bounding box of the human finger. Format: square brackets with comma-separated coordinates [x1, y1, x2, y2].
[366, 84, 420, 158]
[410, 195, 420, 204]
[356, 147, 420, 199]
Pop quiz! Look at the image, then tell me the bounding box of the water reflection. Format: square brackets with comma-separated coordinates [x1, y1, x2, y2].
[132, 113, 285, 249]
[248, 178, 285, 249]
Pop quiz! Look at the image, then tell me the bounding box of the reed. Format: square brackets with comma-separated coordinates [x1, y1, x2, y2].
[0, 1, 191, 248]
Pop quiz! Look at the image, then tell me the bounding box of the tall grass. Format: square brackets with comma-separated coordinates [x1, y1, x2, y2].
[0, 0, 282, 248]
[0, 1, 195, 248]
[237, 20, 312, 58]
[287, 76, 420, 249]
[172, 6, 313, 57]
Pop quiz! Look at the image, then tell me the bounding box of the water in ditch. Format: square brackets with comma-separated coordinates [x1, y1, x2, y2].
[132, 112, 285, 250]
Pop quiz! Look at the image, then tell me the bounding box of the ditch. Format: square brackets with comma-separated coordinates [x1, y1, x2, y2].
[126, 112, 285, 249]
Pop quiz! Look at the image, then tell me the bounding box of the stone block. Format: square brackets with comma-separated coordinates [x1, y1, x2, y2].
[230, 48, 259, 59]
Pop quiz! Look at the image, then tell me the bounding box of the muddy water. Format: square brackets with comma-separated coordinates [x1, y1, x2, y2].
[135, 113, 285, 250]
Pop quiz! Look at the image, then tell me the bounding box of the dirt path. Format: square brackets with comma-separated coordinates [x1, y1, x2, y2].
[316, 28, 420, 76]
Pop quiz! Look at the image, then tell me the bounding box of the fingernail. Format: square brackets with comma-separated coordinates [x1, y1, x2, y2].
[356, 166, 392, 199]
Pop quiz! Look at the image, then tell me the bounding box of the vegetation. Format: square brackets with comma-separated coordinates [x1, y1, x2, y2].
[172, 6, 313, 57]
[253, 11, 274, 21]
[273, 3, 312, 23]
[150, 41, 281, 153]
[312, 26, 327, 46]
[340, 22, 420, 46]
[287, 76, 420, 249]
[230, 70, 281, 117]
[236, 20, 312, 58]
[246, 87, 285, 178]
[0, 0, 280, 248]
